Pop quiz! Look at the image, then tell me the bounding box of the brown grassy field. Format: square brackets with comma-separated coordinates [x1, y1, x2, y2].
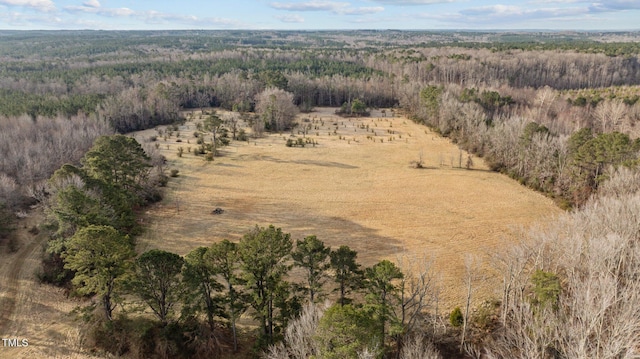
[0, 107, 560, 358]
[134, 107, 561, 308]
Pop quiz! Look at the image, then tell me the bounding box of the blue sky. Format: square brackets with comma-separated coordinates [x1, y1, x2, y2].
[1, 0, 639, 30]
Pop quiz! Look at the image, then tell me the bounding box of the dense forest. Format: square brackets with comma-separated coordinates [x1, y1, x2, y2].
[1, 30, 640, 358]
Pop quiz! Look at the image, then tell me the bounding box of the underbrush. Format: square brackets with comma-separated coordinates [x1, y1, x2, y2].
[80, 308, 253, 359]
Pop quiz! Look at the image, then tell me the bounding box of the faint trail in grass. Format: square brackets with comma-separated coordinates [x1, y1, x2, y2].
[0, 218, 44, 335]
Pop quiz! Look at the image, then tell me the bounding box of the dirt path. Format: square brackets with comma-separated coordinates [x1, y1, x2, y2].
[0, 215, 44, 335]
[0, 214, 92, 358]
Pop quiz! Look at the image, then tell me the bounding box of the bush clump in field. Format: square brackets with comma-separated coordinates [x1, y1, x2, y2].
[286, 138, 306, 147]
[237, 129, 248, 141]
[411, 150, 425, 168]
[450, 307, 464, 327]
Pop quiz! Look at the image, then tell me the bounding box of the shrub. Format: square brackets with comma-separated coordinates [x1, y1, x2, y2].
[157, 174, 169, 187]
[472, 300, 500, 333]
[193, 145, 205, 155]
[37, 251, 74, 287]
[84, 310, 192, 359]
[450, 306, 464, 327]
[0, 203, 14, 243]
[237, 129, 248, 141]
[530, 270, 561, 310]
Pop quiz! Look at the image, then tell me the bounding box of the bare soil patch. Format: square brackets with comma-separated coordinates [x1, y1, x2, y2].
[134, 107, 561, 308]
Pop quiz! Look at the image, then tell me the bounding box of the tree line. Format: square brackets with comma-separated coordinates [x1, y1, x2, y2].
[411, 83, 640, 208]
[65, 223, 440, 359]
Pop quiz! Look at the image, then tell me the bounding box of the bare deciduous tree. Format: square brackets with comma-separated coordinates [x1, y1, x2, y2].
[264, 301, 330, 359]
[487, 168, 640, 358]
[400, 334, 442, 359]
[594, 99, 627, 133]
[255, 87, 299, 132]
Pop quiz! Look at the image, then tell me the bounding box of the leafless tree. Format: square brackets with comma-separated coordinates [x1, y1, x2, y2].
[396, 253, 439, 335]
[0, 113, 111, 210]
[264, 301, 330, 359]
[533, 86, 557, 122]
[224, 112, 241, 140]
[255, 87, 299, 132]
[487, 168, 640, 358]
[594, 99, 627, 133]
[399, 334, 442, 359]
[461, 255, 481, 352]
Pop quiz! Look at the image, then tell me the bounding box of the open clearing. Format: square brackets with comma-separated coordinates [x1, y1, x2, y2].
[135, 108, 561, 307]
[0, 107, 560, 359]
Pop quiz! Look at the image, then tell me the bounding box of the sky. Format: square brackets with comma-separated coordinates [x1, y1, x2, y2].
[0, 0, 639, 31]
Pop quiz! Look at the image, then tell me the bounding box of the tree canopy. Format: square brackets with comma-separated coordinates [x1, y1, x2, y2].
[82, 134, 151, 203]
[63, 225, 134, 320]
[239, 225, 294, 344]
[292, 235, 331, 303]
[129, 249, 184, 326]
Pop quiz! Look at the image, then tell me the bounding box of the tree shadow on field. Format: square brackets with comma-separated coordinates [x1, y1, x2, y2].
[261, 156, 359, 169]
[284, 215, 402, 266]
[143, 196, 402, 267]
[217, 200, 403, 267]
[213, 162, 243, 168]
[411, 165, 438, 170]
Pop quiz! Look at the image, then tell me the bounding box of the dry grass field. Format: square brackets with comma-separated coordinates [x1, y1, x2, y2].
[134, 107, 561, 308]
[0, 107, 560, 359]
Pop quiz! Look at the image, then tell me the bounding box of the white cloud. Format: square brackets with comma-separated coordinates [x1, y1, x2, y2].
[269, 1, 384, 15]
[141, 11, 242, 27]
[528, 0, 581, 3]
[65, 4, 134, 17]
[443, 0, 640, 26]
[275, 14, 305, 22]
[341, 6, 384, 15]
[369, 0, 454, 4]
[461, 4, 524, 17]
[0, 9, 82, 28]
[82, 0, 100, 8]
[0, 0, 55, 12]
[60, 3, 248, 28]
[589, 0, 640, 12]
[270, 1, 349, 12]
[460, 4, 588, 19]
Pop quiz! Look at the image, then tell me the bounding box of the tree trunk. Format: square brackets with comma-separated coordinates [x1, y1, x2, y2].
[461, 277, 472, 352]
[103, 293, 113, 321]
[267, 294, 274, 342]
